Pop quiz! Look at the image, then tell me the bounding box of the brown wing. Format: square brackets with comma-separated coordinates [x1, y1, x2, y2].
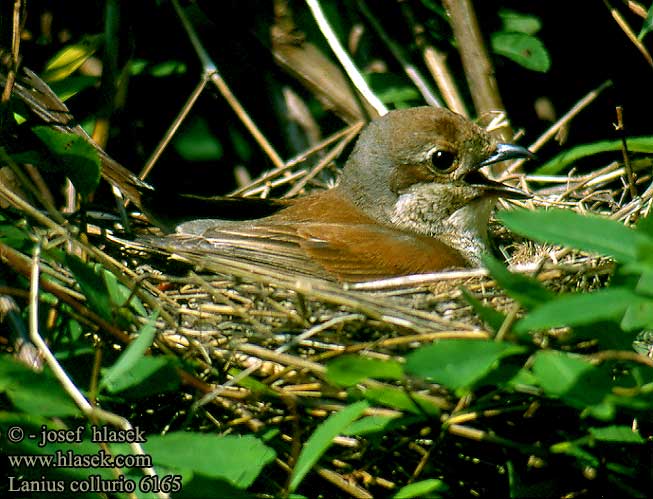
[152, 189, 468, 282]
[296, 223, 467, 281]
[154, 218, 467, 282]
[154, 222, 333, 279]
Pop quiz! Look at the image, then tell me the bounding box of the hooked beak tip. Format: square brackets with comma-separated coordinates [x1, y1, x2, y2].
[478, 143, 535, 168]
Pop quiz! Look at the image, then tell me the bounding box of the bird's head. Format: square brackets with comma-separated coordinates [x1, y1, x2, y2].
[339, 106, 534, 262]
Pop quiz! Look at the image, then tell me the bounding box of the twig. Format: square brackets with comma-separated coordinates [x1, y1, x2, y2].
[505, 81, 613, 174]
[0, 0, 22, 105]
[0, 175, 175, 325]
[139, 73, 210, 181]
[399, 0, 468, 116]
[590, 349, 653, 367]
[357, 0, 442, 107]
[0, 148, 64, 223]
[605, 0, 653, 67]
[171, 0, 285, 167]
[317, 466, 373, 498]
[29, 244, 169, 499]
[242, 170, 307, 198]
[614, 106, 638, 199]
[233, 122, 363, 196]
[446, 423, 547, 456]
[284, 121, 363, 197]
[622, 0, 648, 17]
[494, 303, 521, 342]
[192, 314, 361, 409]
[441, 0, 511, 140]
[349, 268, 489, 290]
[305, 0, 388, 116]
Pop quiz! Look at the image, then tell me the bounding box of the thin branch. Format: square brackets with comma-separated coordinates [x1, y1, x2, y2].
[0, 0, 22, 105]
[399, 0, 468, 115]
[284, 121, 363, 197]
[232, 122, 363, 196]
[357, 0, 442, 108]
[171, 0, 285, 167]
[441, 0, 511, 139]
[29, 244, 169, 499]
[305, 0, 388, 116]
[614, 106, 638, 199]
[505, 81, 613, 175]
[622, 0, 648, 17]
[139, 73, 210, 181]
[605, 0, 653, 67]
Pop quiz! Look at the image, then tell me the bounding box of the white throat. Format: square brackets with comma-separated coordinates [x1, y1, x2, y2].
[391, 189, 497, 265]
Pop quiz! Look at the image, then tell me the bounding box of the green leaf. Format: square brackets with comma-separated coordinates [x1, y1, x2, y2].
[534, 354, 600, 400]
[65, 255, 115, 322]
[420, 0, 446, 16]
[479, 361, 526, 388]
[43, 35, 103, 82]
[64, 254, 137, 327]
[621, 298, 653, 331]
[228, 126, 253, 162]
[64, 255, 145, 328]
[532, 351, 614, 417]
[636, 210, 653, 239]
[100, 313, 158, 392]
[32, 126, 101, 197]
[460, 287, 506, 333]
[633, 331, 653, 356]
[150, 60, 188, 77]
[343, 415, 398, 436]
[0, 357, 79, 416]
[498, 9, 542, 35]
[289, 401, 368, 492]
[228, 367, 276, 395]
[507, 460, 558, 499]
[367, 73, 421, 108]
[129, 59, 148, 75]
[405, 339, 526, 391]
[483, 255, 554, 310]
[174, 474, 257, 499]
[589, 425, 645, 444]
[499, 209, 653, 263]
[550, 441, 600, 466]
[0, 222, 32, 250]
[515, 287, 642, 333]
[173, 117, 223, 161]
[491, 32, 550, 72]
[144, 432, 275, 488]
[393, 478, 447, 498]
[638, 3, 653, 40]
[50, 76, 98, 101]
[102, 266, 146, 316]
[507, 367, 539, 388]
[635, 270, 653, 295]
[535, 136, 653, 175]
[326, 356, 403, 387]
[361, 386, 440, 416]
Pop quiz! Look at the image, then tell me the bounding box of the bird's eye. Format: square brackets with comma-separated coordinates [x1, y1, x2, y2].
[430, 150, 456, 173]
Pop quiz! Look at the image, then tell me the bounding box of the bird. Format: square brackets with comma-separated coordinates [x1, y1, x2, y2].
[0, 69, 533, 282]
[152, 106, 533, 282]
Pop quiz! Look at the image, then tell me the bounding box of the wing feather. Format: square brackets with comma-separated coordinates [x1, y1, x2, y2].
[151, 217, 468, 282]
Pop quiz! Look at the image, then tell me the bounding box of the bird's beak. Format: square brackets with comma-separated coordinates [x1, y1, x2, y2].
[465, 143, 534, 199]
[477, 143, 535, 168]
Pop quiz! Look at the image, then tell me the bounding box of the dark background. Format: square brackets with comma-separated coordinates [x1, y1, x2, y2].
[3, 0, 651, 197]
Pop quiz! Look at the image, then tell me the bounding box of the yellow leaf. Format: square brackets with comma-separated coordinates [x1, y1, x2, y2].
[43, 35, 103, 82]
